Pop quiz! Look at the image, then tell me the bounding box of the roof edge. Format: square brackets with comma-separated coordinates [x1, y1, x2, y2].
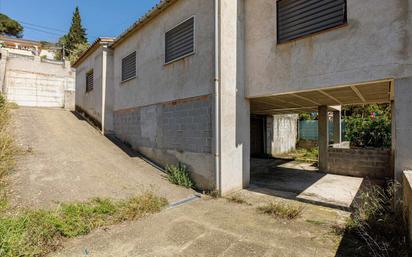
[72, 37, 115, 68]
[111, 0, 179, 48]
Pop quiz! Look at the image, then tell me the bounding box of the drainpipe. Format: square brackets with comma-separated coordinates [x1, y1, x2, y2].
[214, 0, 222, 193]
[101, 45, 108, 135]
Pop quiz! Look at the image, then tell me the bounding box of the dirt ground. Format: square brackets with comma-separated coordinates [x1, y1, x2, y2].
[7, 107, 194, 209]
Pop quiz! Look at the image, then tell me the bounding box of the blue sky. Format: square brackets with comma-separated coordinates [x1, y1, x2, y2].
[1, 0, 160, 43]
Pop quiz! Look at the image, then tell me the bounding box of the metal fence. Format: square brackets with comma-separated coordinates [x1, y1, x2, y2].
[299, 120, 346, 141]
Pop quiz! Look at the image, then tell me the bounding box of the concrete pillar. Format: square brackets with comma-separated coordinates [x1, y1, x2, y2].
[318, 105, 329, 172]
[217, 0, 250, 195]
[333, 111, 342, 144]
[393, 78, 412, 182]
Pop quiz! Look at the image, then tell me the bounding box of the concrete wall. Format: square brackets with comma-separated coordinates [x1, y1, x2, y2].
[393, 78, 412, 181]
[3, 51, 74, 107]
[267, 114, 298, 155]
[403, 170, 412, 243]
[112, 0, 215, 111]
[244, 0, 412, 97]
[113, 95, 213, 188]
[328, 148, 391, 179]
[75, 47, 103, 123]
[111, 0, 216, 189]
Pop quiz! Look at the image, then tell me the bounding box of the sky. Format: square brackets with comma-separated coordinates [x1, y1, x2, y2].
[1, 0, 161, 43]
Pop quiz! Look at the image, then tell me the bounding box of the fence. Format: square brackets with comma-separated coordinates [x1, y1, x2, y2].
[299, 120, 346, 141]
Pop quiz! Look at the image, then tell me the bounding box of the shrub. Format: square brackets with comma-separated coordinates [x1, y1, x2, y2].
[344, 116, 391, 148]
[166, 163, 194, 188]
[340, 182, 411, 257]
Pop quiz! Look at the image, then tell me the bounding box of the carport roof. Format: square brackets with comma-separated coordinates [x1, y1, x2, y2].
[250, 80, 392, 115]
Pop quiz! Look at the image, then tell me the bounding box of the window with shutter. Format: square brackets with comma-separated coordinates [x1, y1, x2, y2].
[277, 0, 347, 44]
[86, 70, 94, 92]
[121, 51, 136, 82]
[165, 17, 195, 64]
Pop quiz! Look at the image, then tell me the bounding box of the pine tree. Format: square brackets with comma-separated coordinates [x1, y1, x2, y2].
[66, 7, 87, 51]
[55, 6, 88, 61]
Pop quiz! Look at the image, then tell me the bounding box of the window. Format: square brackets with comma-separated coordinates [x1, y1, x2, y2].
[277, 0, 347, 44]
[165, 17, 195, 64]
[121, 51, 136, 82]
[86, 70, 93, 92]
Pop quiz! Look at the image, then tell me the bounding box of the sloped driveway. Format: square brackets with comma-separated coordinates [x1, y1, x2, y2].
[8, 107, 194, 209]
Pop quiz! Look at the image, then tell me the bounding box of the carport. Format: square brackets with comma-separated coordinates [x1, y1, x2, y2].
[248, 79, 392, 208]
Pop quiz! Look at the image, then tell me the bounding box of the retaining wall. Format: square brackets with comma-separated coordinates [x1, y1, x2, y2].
[328, 147, 391, 179]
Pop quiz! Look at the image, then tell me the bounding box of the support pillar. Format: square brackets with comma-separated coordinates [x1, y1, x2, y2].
[393, 78, 412, 182]
[333, 110, 342, 144]
[318, 105, 329, 172]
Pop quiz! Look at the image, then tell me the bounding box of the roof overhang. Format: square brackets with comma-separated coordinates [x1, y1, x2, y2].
[250, 79, 393, 115]
[72, 37, 115, 68]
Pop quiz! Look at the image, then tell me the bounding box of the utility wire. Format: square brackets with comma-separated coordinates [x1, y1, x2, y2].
[23, 25, 64, 37]
[18, 21, 66, 33]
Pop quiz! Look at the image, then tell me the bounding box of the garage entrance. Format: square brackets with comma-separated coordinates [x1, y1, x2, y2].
[248, 79, 393, 209]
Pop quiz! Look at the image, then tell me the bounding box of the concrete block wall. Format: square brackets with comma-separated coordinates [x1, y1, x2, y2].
[113, 95, 214, 189]
[328, 148, 391, 179]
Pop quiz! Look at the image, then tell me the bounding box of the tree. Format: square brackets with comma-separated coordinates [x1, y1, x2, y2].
[68, 42, 89, 63]
[0, 14, 23, 38]
[55, 7, 88, 61]
[66, 7, 87, 51]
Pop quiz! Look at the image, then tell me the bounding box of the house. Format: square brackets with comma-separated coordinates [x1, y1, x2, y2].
[73, 0, 412, 194]
[0, 36, 56, 59]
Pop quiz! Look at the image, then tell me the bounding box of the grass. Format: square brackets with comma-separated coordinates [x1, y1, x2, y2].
[334, 181, 411, 257]
[0, 191, 168, 257]
[257, 201, 304, 220]
[276, 147, 319, 163]
[0, 94, 18, 179]
[166, 163, 194, 188]
[226, 194, 250, 205]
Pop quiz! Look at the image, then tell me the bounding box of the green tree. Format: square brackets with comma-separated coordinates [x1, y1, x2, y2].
[66, 7, 87, 51]
[55, 7, 88, 61]
[0, 14, 23, 38]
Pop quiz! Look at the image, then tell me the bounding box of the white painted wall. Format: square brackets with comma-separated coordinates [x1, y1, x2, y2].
[244, 0, 412, 97]
[75, 47, 103, 123]
[112, 0, 215, 111]
[4, 52, 74, 107]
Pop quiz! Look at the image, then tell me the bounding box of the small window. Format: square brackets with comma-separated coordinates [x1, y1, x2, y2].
[277, 0, 347, 44]
[165, 17, 195, 64]
[121, 51, 136, 82]
[86, 70, 93, 92]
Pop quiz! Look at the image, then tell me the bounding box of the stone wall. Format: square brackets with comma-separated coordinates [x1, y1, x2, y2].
[328, 148, 391, 179]
[113, 95, 214, 189]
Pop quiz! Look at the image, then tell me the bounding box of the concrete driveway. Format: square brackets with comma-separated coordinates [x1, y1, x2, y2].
[51, 192, 349, 257]
[8, 107, 194, 208]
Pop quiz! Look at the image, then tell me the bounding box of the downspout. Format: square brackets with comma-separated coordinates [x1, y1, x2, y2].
[101, 45, 108, 135]
[214, 0, 222, 193]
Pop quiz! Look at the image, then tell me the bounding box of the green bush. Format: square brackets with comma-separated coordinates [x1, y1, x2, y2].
[344, 116, 391, 148]
[166, 163, 194, 188]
